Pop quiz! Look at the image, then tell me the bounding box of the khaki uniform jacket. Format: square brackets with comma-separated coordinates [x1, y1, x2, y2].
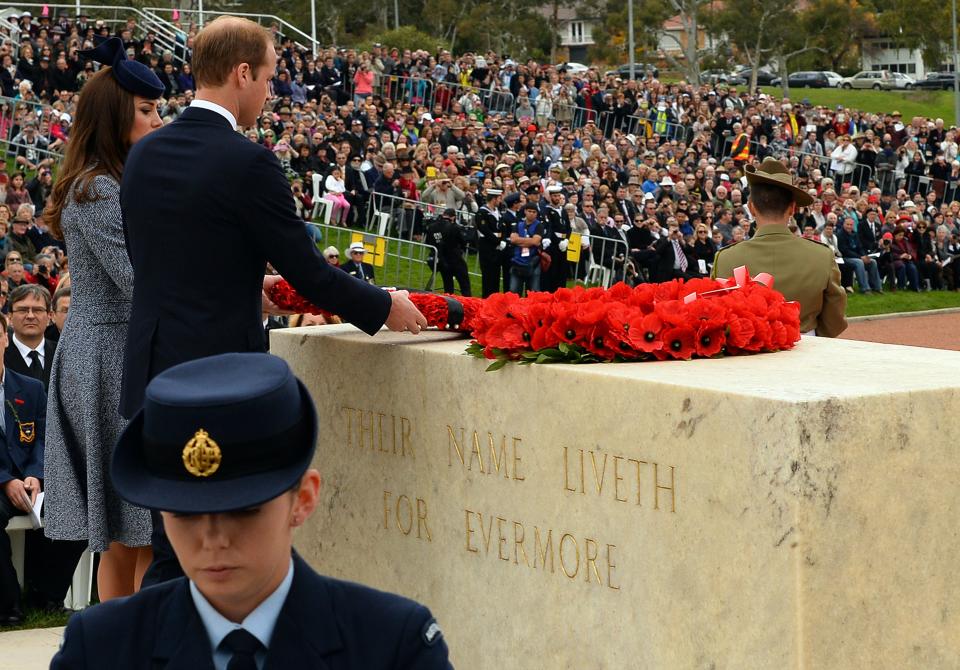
[711, 223, 847, 337]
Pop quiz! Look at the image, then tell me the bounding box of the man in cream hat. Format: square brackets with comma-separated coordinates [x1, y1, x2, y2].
[712, 157, 847, 337]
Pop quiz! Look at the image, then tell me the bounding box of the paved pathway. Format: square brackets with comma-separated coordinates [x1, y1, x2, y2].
[0, 626, 63, 669]
[841, 311, 960, 351]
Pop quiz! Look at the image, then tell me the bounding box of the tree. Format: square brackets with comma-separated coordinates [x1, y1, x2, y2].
[875, 0, 954, 68]
[657, 0, 713, 83]
[802, 0, 875, 73]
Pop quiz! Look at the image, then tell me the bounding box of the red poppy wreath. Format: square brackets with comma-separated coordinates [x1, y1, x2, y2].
[267, 266, 801, 371]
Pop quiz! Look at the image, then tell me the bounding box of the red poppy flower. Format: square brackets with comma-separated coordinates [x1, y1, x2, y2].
[635, 313, 664, 352]
[13, 398, 23, 405]
[695, 320, 726, 357]
[661, 326, 696, 359]
[726, 317, 755, 350]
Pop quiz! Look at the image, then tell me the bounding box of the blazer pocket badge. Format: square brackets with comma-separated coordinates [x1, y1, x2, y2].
[19, 422, 35, 443]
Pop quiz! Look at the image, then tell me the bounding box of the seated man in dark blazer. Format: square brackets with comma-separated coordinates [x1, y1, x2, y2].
[4, 284, 56, 390]
[0, 312, 82, 623]
[51, 353, 452, 669]
[340, 242, 376, 284]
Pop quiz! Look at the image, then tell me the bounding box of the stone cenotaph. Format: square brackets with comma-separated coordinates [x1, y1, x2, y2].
[272, 326, 960, 669]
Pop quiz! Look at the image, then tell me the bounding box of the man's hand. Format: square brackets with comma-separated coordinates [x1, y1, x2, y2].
[3, 478, 32, 513]
[23, 476, 39, 506]
[384, 290, 429, 334]
[262, 275, 295, 316]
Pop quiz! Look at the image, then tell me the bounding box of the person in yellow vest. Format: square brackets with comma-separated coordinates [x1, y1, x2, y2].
[729, 123, 751, 166]
[712, 157, 847, 337]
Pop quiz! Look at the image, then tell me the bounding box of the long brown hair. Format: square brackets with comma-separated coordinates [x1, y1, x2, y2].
[45, 67, 134, 239]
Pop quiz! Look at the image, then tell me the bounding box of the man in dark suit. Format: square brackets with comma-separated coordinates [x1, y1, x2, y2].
[119, 17, 425, 420]
[4, 284, 56, 390]
[0, 312, 83, 623]
[51, 353, 452, 669]
[119, 16, 427, 586]
[654, 222, 698, 281]
[340, 242, 376, 284]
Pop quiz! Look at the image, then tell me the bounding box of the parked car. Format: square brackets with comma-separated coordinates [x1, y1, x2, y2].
[558, 62, 590, 74]
[889, 72, 916, 89]
[735, 67, 778, 86]
[914, 72, 959, 90]
[605, 64, 659, 80]
[770, 71, 831, 88]
[700, 69, 747, 86]
[839, 70, 896, 90]
[822, 71, 843, 87]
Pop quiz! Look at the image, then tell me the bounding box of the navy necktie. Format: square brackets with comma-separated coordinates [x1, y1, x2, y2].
[27, 350, 42, 380]
[221, 629, 263, 670]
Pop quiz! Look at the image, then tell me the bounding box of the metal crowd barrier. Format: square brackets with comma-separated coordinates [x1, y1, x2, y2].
[0, 96, 64, 149]
[717, 136, 876, 188]
[306, 221, 440, 292]
[579, 232, 630, 288]
[3, 140, 63, 173]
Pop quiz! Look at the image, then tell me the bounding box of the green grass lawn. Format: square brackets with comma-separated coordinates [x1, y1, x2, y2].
[845, 289, 960, 317]
[0, 605, 72, 632]
[757, 86, 955, 121]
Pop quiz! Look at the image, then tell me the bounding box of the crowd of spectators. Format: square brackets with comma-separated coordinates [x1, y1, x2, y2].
[3, 9, 960, 297]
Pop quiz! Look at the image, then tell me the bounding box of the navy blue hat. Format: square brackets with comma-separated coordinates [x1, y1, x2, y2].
[504, 192, 521, 207]
[112, 353, 318, 513]
[79, 36, 164, 99]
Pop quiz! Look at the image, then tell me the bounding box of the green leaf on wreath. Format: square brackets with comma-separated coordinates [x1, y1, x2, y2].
[486, 358, 509, 372]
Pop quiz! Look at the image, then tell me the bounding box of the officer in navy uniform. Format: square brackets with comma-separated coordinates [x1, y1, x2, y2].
[540, 185, 571, 292]
[426, 208, 471, 295]
[51, 353, 453, 669]
[475, 189, 504, 297]
[0, 313, 84, 624]
[500, 193, 524, 291]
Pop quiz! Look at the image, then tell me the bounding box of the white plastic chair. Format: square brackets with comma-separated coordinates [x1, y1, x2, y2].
[5, 515, 94, 610]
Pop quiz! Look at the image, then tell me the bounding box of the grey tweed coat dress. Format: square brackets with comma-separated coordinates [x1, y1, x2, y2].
[43, 174, 151, 551]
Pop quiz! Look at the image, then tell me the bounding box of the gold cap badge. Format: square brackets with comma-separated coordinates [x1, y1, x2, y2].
[182, 429, 222, 477]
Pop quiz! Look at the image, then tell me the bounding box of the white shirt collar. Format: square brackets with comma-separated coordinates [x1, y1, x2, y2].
[12, 334, 43, 365]
[190, 558, 295, 659]
[190, 99, 238, 130]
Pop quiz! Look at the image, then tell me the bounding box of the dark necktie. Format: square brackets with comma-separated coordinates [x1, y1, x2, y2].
[221, 629, 263, 670]
[27, 350, 42, 380]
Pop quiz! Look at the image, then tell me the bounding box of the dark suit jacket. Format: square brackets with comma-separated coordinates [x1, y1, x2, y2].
[119, 107, 392, 418]
[340, 260, 376, 283]
[4, 336, 56, 390]
[51, 554, 452, 669]
[655, 236, 697, 280]
[0, 367, 45, 484]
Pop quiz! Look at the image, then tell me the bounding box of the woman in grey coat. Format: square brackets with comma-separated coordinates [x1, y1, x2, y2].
[42, 39, 164, 600]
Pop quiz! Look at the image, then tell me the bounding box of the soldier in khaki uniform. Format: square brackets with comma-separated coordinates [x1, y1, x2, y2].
[712, 158, 847, 337]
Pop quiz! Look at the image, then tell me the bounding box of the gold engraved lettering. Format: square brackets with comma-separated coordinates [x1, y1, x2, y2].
[496, 517, 509, 561]
[590, 451, 608, 494]
[629, 458, 648, 506]
[395, 494, 413, 535]
[448, 426, 466, 467]
[534, 526, 555, 573]
[469, 431, 485, 472]
[512, 438, 524, 481]
[654, 463, 677, 513]
[448, 426, 524, 481]
[342, 406, 356, 448]
[513, 521, 529, 567]
[359, 410, 374, 451]
[400, 416, 413, 457]
[613, 456, 627, 503]
[416, 498, 431, 541]
[607, 544, 620, 591]
[585, 538, 602, 584]
[559, 533, 580, 579]
[563, 447, 577, 493]
[488, 434, 507, 476]
[478, 512, 494, 553]
[465, 509, 478, 553]
[377, 413, 388, 453]
[382, 490, 392, 530]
